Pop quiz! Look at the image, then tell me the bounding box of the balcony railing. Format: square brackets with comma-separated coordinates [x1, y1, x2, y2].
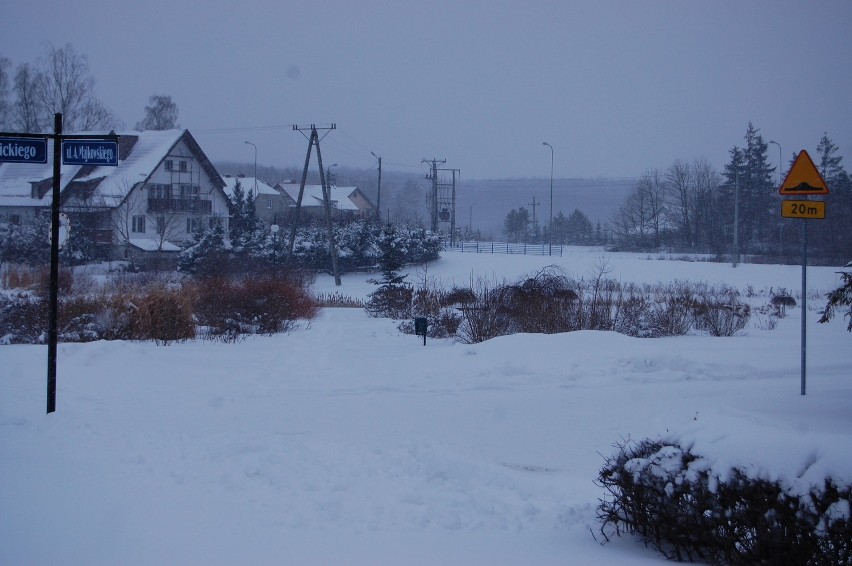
[147, 198, 212, 214]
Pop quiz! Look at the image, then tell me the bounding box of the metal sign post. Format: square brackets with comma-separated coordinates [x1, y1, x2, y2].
[1, 115, 118, 413]
[778, 150, 829, 396]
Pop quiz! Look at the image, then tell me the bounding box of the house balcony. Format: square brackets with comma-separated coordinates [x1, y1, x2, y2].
[147, 198, 212, 214]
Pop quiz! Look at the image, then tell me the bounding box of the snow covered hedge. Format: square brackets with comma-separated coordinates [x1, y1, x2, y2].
[597, 438, 851, 564]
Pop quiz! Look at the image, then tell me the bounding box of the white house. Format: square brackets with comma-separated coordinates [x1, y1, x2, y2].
[0, 129, 230, 262]
[222, 175, 289, 226]
[274, 182, 375, 220]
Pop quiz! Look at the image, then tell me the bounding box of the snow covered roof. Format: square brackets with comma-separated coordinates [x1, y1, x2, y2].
[0, 138, 80, 207]
[222, 176, 280, 199]
[0, 129, 224, 210]
[276, 183, 359, 211]
[129, 238, 181, 252]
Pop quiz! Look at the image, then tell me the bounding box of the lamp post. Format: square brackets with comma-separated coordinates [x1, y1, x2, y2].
[542, 142, 554, 255]
[769, 140, 783, 258]
[370, 151, 382, 222]
[244, 141, 257, 197]
[768, 140, 782, 185]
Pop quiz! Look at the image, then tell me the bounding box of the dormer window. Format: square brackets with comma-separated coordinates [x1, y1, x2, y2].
[165, 159, 189, 172]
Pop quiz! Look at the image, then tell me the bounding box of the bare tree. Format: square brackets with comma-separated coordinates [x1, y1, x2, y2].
[666, 159, 694, 248]
[0, 56, 10, 129]
[110, 177, 147, 268]
[11, 63, 45, 132]
[33, 43, 120, 132]
[136, 95, 179, 131]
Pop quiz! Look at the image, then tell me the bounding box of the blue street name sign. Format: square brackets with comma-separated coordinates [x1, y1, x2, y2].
[62, 140, 119, 166]
[0, 136, 48, 163]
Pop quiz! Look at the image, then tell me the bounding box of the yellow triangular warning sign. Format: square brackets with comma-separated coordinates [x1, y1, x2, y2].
[779, 150, 829, 195]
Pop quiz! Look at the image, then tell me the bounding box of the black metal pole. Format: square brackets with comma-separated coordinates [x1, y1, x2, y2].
[47, 113, 62, 414]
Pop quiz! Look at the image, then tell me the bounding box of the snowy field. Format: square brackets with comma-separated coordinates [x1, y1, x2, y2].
[1, 247, 850, 565]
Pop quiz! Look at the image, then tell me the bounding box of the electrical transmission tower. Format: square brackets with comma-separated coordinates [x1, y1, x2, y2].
[422, 158, 445, 232]
[287, 124, 341, 286]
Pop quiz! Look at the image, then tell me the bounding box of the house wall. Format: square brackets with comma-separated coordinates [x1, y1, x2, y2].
[254, 192, 290, 226]
[116, 138, 231, 253]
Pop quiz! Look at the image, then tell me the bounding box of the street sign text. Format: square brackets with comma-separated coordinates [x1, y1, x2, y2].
[62, 140, 119, 166]
[0, 136, 48, 163]
[781, 200, 826, 219]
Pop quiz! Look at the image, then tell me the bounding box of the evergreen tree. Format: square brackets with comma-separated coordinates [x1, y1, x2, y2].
[818, 263, 852, 332]
[503, 207, 530, 243]
[365, 223, 413, 318]
[373, 223, 407, 285]
[742, 123, 776, 250]
[177, 224, 228, 277]
[565, 209, 594, 244]
[814, 133, 852, 262]
[228, 179, 264, 257]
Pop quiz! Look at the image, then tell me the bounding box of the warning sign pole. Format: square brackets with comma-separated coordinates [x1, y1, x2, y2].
[778, 150, 830, 396]
[800, 221, 807, 395]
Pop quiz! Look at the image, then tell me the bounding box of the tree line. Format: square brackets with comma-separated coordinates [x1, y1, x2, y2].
[610, 123, 850, 264]
[503, 207, 608, 246]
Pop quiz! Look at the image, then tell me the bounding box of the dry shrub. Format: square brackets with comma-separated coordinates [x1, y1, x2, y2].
[194, 275, 318, 341]
[315, 292, 365, 308]
[695, 286, 751, 336]
[365, 284, 413, 319]
[1, 263, 42, 290]
[129, 286, 196, 344]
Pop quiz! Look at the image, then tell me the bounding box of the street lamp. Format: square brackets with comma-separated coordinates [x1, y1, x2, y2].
[769, 140, 782, 185]
[542, 142, 554, 255]
[244, 141, 257, 197]
[769, 140, 784, 258]
[370, 151, 382, 222]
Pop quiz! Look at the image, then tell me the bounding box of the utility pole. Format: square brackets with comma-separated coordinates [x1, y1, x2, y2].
[733, 150, 740, 268]
[371, 152, 382, 222]
[422, 158, 445, 232]
[438, 168, 460, 246]
[528, 196, 540, 225]
[287, 124, 341, 286]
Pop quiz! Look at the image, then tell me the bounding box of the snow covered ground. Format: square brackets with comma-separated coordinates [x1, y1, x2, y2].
[1, 247, 850, 565]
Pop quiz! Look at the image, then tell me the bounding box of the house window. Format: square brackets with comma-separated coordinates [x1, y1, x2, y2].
[132, 215, 146, 233]
[180, 184, 199, 199]
[208, 216, 221, 230]
[166, 159, 188, 172]
[150, 184, 170, 199]
[186, 217, 200, 233]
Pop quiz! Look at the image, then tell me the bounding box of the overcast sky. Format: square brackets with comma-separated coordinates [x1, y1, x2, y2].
[2, 0, 851, 180]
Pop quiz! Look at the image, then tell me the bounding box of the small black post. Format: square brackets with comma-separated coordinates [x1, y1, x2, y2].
[47, 113, 62, 414]
[414, 317, 428, 346]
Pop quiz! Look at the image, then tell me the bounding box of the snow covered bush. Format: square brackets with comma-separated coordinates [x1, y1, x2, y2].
[597, 438, 852, 564]
[0, 292, 45, 344]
